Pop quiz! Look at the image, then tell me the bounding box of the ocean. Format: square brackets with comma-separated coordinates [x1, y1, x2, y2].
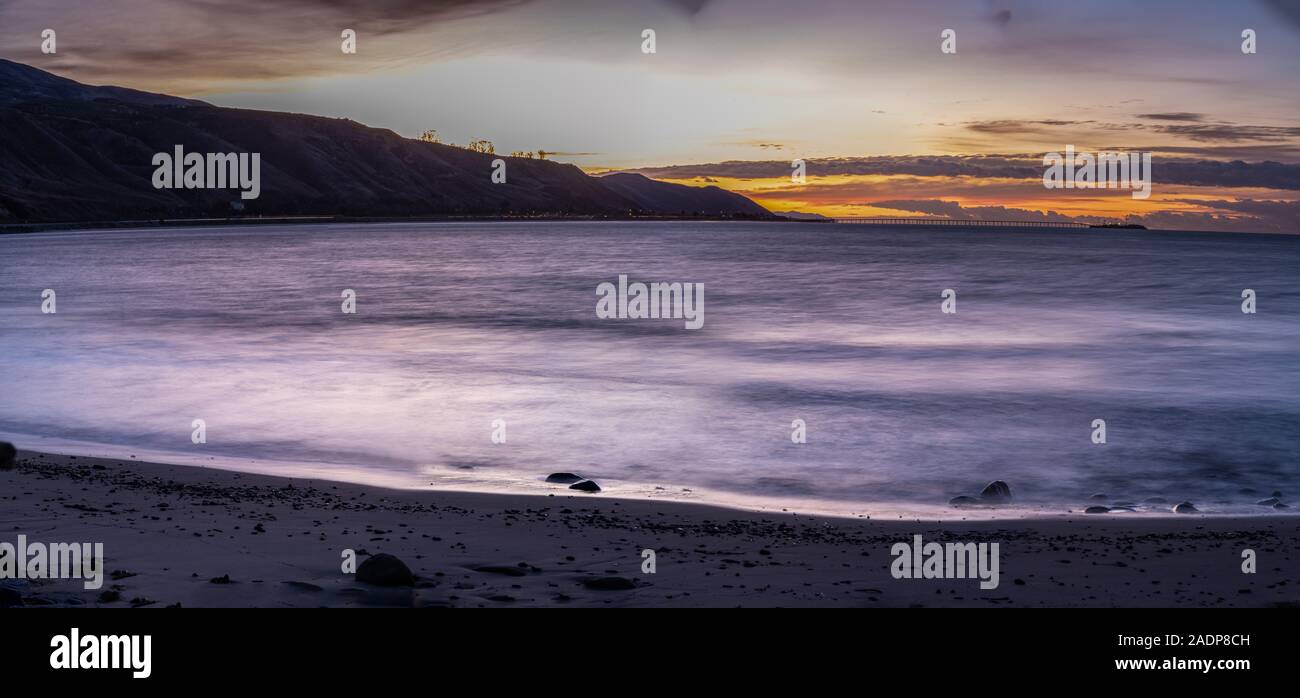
[2, 221, 1297, 516]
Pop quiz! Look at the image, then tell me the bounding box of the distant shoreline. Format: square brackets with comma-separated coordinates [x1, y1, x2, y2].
[0, 213, 809, 235]
[5, 215, 1293, 237]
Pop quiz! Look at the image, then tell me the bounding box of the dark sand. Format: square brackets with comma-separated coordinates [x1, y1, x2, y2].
[3, 450, 1297, 608]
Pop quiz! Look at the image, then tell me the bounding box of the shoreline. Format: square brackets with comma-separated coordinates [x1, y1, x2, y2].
[4, 449, 1297, 608]
[0, 213, 808, 236]
[7, 434, 1289, 522]
[3, 217, 1295, 238]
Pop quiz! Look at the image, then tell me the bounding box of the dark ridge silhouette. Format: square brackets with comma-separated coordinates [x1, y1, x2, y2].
[596, 172, 769, 217]
[0, 59, 206, 107]
[0, 59, 771, 223]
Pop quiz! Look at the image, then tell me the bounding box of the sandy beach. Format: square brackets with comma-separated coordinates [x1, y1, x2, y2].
[3, 449, 1296, 609]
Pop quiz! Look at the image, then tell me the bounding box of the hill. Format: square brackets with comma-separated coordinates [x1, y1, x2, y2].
[0, 59, 771, 223]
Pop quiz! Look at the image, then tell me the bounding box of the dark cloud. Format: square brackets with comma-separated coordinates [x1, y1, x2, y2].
[1151, 159, 1300, 189]
[629, 155, 1041, 181]
[0, 0, 534, 91]
[1147, 123, 1300, 143]
[195, 0, 532, 31]
[1124, 144, 1300, 161]
[963, 119, 1093, 135]
[871, 199, 973, 219]
[0, 0, 714, 91]
[1174, 197, 1300, 218]
[662, 0, 713, 15]
[870, 199, 1077, 223]
[958, 117, 1300, 147]
[1262, 0, 1300, 29]
[1136, 112, 1206, 122]
[1128, 201, 1300, 234]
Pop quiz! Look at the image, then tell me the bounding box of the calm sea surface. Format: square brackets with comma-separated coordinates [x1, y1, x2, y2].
[2, 221, 1297, 516]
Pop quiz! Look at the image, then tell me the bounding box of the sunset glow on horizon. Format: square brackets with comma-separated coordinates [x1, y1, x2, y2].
[4, 0, 1297, 231]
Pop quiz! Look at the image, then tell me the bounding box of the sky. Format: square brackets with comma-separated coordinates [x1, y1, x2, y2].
[2, 0, 1299, 230]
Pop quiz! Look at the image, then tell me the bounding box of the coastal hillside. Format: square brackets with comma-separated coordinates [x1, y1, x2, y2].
[0, 59, 771, 223]
[597, 172, 771, 217]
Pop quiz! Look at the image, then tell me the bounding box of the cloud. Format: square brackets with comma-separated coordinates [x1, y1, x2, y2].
[1262, 0, 1300, 29]
[1152, 159, 1300, 189]
[1114, 144, 1300, 161]
[0, 0, 720, 93]
[1149, 123, 1300, 143]
[1135, 112, 1206, 122]
[1175, 197, 1300, 219]
[626, 154, 1300, 190]
[625, 152, 1300, 233]
[866, 197, 1300, 234]
[207, 0, 532, 33]
[963, 119, 1092, 134]
[628, 155, 1039, 180]
[870, 199, 972, 219]
[962, 117, 1300, 143]
[0, 0, 535, 92]
[869, 199, 1077, 223]
[721, 140, 788, 151]
[947, 117, 1300, 159]
[662, 0, 713, 15]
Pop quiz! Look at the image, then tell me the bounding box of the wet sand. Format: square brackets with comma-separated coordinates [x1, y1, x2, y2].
[2, 450, 1297, 608]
